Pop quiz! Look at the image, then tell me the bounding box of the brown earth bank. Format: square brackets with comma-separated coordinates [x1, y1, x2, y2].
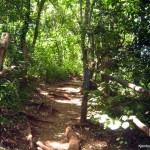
[0, 77, 149, 150]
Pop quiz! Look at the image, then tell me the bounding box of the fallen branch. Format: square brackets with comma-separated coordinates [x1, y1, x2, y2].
[26, 119, 35, 150]
[101, 72, 150, 96]
[132, 116, 150, 137]
[36, 141, 53, 150]
[65, 126, 81, 150]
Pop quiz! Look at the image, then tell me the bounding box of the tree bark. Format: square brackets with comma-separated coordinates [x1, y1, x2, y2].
[20, 0, 30, 51]
[36, 141, 53, 150]
[101, 72, 150, 96]
[132, 117, 150, 137]
[101, 56, 112, 96]
[0, 32, 10, 71]
[80, 67, 92, 123]
[80, 0, 96, 124]
[32, 0, 46, 49]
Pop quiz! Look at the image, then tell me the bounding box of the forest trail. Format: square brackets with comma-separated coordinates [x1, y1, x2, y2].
[0, 78, 108, 150]
[30, 77, 107, 150]
[32, 77, 82, 149]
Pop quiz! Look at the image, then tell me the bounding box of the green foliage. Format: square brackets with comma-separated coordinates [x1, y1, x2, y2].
[0, 80, 20, 127]
[29, 49, 82, 82]
[0, 80, 21, 111]
[0, 0, 149, 148]
[88, 83, 150, 131]
[0, 116, 14, 128]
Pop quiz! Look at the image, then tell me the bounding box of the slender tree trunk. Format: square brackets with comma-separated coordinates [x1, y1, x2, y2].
[80, 0, 89, 123]
[80, 0, 97, 123]
[101, 56, 112, 96]
[81, 67, 92, 123]
[32, 0, 46, 49]
[20, 0, 30, 52]
[20, 0, 30, 85]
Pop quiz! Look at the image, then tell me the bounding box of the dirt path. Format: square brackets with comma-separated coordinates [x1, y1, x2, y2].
[1, 78, 148, 150]
[0, 78, 109, 150]
[30, 78, 109, 150]
[32, 78, 82, 149]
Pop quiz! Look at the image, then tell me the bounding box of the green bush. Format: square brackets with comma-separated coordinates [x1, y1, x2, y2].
[28, 47, 82, 83]
[0, 80, 21, 112]
[87, 83, 150, 131]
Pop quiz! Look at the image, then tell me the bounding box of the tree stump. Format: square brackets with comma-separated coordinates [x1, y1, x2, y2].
[0, 32, 10, 71]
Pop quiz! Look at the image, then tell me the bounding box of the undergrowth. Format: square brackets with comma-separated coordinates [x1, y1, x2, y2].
[87, 81, 150, 148]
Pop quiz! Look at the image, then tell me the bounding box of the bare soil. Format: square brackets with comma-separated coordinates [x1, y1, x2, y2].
[0, 77, 140, 150]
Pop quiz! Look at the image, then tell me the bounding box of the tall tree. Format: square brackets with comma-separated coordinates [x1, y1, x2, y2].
[20, 0, 31, 52]
[32, 0, 47, 49]
[80, 0, 96, 123]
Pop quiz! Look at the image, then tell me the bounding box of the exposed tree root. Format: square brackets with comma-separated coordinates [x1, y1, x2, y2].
[23, 101, 60, 115]
[25, 119, 35, 150]
[49, 92, 72, 100]
[65, 126, 81, 150]
[36, 141, 53, 150]
[21, 111, 54, 123]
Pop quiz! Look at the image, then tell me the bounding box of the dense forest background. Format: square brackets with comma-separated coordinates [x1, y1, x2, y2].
[0, 0, 150, 149]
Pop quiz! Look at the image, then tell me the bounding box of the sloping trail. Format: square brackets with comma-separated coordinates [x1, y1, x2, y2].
[32, 78, 82, 149]
[0, 77, 109, 150]
[29, 77, 108, 150]
[1, 77, 148, 149]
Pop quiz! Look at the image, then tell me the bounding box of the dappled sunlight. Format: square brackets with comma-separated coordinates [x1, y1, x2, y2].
[36, 140, 69, 150]
[45, 140, 69, 150]
[57, 87, 81, 93]
[55, 99, 81, 106]
[82, 140, 108, 150]
[36, 83, 82, 107]
[40, 90, 49, 95]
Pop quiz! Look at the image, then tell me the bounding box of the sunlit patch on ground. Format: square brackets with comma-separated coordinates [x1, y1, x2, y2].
[55, 86, 82, 105]
[82, 140, 107, 150]
[54, 99, 81, 106]
[57, 87, 81, 93]
[45, 140, 69, 150]
[40, 90, 49, 95]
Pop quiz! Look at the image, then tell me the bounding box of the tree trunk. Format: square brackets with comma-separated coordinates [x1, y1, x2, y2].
[80, 67, 92, 123]
[32, 0, 46, 49]
[101, 56, 112, 96]
[0, 32, 10, 71]
[20, 0, 30, 52]
[80, 0, 96, 123]
[19, 0, 31, 85]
